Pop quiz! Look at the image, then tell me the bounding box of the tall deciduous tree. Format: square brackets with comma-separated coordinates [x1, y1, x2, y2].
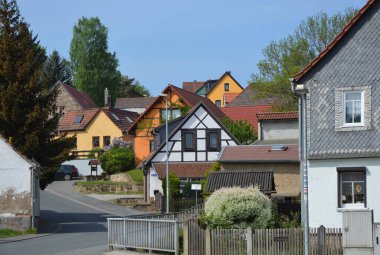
[42, 50, 72, 86]
[0, 0, 75, 189]
[251, 9, 357, 111]
[70, 17, 121, 106]
[223, 117, 257, 145]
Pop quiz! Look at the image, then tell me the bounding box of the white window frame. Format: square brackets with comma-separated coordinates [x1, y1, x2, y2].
[338, 171, 366, 209]
[342, 90, 364, 127]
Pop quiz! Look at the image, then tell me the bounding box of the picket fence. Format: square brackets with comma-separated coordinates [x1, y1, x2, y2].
[184, 220, 342, 255]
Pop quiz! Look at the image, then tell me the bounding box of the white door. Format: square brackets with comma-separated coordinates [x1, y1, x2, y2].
[374, 224, 380, 255]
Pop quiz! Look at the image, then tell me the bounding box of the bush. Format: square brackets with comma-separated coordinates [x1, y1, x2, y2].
[162, 172, 180, 198]
[99, 147, 134, 175]
[127, 169, 144, 184]
[204, 186, 271, 229]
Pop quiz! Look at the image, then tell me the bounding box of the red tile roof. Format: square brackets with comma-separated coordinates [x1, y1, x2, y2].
[59, 108, 139, 132]
[61, 83, 97, 109]
[224, 93, 241, 105]
[256, 112, 298, 121]
[182, 82, 205, 93]
[102, 108, 140, 132]
[219, 144, 299, 163]
[152, 162, 214, 179]
[127, 84, 226, 132]
[115, 97, 157, 109]
[293, 0, 376, 82]
[59, 108, 100, 132]
[221, 105, 272, 130]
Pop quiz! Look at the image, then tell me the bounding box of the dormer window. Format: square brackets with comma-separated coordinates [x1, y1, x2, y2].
[73, 115, 84, 124]
[111, 113, 120, 122]
[125, 116, 133, 123]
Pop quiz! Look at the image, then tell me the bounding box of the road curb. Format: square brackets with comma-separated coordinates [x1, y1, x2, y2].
[0, 219, 61, 244]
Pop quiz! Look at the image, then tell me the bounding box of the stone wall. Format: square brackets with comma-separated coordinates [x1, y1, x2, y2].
[56, 85, 82, 114]
[0, 216, 32, 231]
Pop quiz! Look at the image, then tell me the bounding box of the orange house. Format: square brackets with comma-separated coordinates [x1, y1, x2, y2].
[127, 85, 224, 165]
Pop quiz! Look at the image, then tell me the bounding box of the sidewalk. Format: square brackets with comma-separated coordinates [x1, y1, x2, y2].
[53, 246, 160, 255]
[0, 218, 60, 244]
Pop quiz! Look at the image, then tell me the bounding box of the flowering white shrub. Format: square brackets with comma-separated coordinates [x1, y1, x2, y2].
[204, 186, 271, 229]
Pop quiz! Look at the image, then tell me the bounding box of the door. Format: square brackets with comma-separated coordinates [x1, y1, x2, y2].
[374, 223, 380, 255]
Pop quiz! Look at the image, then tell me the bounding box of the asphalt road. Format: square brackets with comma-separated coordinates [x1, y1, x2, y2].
[0, 180, 143, 255]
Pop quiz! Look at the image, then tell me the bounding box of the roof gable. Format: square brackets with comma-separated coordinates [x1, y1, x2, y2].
[0, 136, 36, 168]
[196, 71, 245, 96]
[58, 82, 97, 109]
[293, 0, 376, 82]
[143, 102, 239, 166]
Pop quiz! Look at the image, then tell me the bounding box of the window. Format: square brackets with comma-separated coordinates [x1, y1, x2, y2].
[207, 130, 221, 151]
[103, 136, 111, 147]
[73, 115, 84, 124]
[125, 116, 133, 123]
[160, 109, 181, 123]
[344, 91, 363, 125]
[150, 140, 155, 152]
[215, 100, 221, 108]
[182, 130, 196, 151]
[92, 136, 100, 148]
[111, 113, 120, 122]
[224, 83, 230, 91]
[338, 169, 366, 208]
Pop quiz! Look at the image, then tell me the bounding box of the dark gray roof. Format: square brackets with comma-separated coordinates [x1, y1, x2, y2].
[227, 84, 274, 107]
[115, 97, 157, 109]
[206, 170, 275, 193]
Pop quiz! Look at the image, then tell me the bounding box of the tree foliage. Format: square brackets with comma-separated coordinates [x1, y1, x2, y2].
[251, 8, 357, 111]
[117, 75, 151, 98]
[42, 50, 72, 87]
[162, 172, 180, 198]
[0, 0, 75, 189]
[99, 138, 134, 175]
[223, 117, 257, 145]
[70, 17, 121, 106]
[204, 186, 272, 229]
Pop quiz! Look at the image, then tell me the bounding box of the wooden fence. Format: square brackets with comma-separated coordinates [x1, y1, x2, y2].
[184, 220, 342, 255]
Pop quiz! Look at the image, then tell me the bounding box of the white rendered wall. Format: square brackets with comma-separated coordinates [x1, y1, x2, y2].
[62, 159, 104, 176]
[308, 158, 380, 228]
[261, 120, 298, 140]
[0, 139, 32, 193]
[149, 169, 163, 197]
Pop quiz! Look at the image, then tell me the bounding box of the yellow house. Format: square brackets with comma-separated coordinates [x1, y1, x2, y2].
[185, 71, 244, 107]
[58, 108, 139, 153]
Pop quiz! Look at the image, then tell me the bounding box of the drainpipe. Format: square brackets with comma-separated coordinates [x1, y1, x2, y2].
[30, 166, 35, 229]
[290, 78, 309, 255]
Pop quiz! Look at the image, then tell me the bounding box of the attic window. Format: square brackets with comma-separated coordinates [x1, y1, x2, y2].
[125, 116, 133, 123]
[111, 113, 120, 122]
[269, 145, 288, 151]
[73, 115, 84, 124]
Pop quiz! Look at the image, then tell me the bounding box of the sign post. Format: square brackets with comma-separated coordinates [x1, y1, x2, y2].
[191, 184, 202, 205]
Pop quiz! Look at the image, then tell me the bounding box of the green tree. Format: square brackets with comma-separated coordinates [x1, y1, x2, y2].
[117, 75, 151, 98]
[223, 117, 257, 145]
[70, 17, 121, 106]
[162, 172, 180, 198]
[42, 50, 72, 87]
[251, 8, 357, 111]
[0, 0, 75, 189]
[98, 147, 134, 175]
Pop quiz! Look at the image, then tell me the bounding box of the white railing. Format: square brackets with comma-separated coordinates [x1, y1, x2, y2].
[108, 218, 179, 254]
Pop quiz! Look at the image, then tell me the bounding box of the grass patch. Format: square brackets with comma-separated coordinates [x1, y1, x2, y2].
[0, 228, 37, 238]
[127, 169, 144, 184]
[74, 180, 129, 186]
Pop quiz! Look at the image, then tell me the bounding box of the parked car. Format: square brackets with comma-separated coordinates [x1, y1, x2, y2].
[55, 164, 79, 181]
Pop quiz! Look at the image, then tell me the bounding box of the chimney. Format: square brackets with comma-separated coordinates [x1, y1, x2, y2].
[8, 137, 12, 144]
[104, 88, 111, 107]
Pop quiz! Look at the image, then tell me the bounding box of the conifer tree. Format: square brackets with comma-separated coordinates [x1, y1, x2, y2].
[0, 0, 75, 189]
[42, 50, 72, 86]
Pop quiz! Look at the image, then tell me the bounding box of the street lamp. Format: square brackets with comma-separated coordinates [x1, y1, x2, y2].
[160, 93, 170, 213]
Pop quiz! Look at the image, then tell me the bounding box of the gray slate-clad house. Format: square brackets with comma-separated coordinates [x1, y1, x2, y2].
[0, 136, 40, 230]
[291, 0, 380, 228]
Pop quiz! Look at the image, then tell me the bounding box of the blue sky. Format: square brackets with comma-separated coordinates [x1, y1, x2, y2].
[18, 0, 366, 96]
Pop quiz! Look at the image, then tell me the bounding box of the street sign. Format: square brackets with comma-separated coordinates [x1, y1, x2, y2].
[191, 184, 202, 190]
